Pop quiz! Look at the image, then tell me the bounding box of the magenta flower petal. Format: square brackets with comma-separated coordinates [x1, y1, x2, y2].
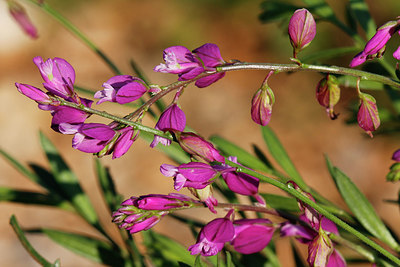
[15, 83, 51, 103]
[115, 82, 147, 104]
[195, 72, 226, 88]
[193, 43, 225, 68]
[231, 224, 274, 254]
[80, 123, 115, 141]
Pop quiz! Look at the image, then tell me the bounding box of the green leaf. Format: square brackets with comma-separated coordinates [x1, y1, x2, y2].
[260, 126, 306, 188]
[143, 230, 217, 266]
[326, 156, 400, 251]
[39, 132, 99, 226]
[210, 135, 276, 174]
[40, 228, 125, 266]
[259, 1, 300, 23]
[140, 131, 190, 164]
[94, 159, 123, 213]
[0, 187, 74, 211]
[260, 193, 299, 212]
[10, 215, 59, 267]
[348, 0, 376, 39]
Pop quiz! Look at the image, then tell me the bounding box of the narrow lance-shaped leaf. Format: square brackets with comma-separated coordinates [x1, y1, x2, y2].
[325, 156, 400, 251]
[39, 132, 99, 226]
[9, 215, 60, 267]
[0, 187, 74, 211]
[37, 228, 125, 266]
[94, 158, 122, 213]
[348, 0, 377, 39]
[260, 126, 307, 188]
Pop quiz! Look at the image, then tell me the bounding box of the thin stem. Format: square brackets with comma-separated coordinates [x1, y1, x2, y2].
[218, 62, 400, 89]
[25, 0, 122, 75]
[226, 162, 400, 266]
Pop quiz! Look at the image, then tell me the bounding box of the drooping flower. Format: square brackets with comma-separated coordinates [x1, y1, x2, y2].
[288, 8, 316, 57]
[188, 211, 235, 256]
[251, 71, 275, 126]
[7, 0, 38, 39]
[315, 74, 341, 120]
[94, 75, 148, 105]
[350, 20, 400, 67]
[160, 162, 218, 191]
[231, 219, 275, 254]
[177, 132, 225, 163]
[357, 92, 380, 137]
[150, 103, 186, 147]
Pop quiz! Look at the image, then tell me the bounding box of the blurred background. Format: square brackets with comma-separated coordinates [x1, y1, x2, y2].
[1, 0, 400, 266]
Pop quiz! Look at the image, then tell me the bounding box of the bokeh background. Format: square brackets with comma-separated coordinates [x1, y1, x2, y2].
[1, 0, 400, 266]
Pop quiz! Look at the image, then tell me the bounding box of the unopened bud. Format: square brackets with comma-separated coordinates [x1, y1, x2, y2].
[288, 8, 316, 57]
[357, 93, 380, 137]
[315, 74, 340, 120]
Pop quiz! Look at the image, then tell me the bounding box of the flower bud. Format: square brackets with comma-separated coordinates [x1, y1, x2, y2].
[315, 74, 340, 119]
[387, 163, 400, 182]
[357, 93, 380, 137]
[288, 8, 316, 57]
[177, 132, 225, 162]
[8, 0, 38, 39]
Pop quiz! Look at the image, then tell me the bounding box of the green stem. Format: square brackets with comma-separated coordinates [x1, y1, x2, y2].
[218, 62, 400, 89]
[226, 162, 400, 266]
[25, 0, 122, 75]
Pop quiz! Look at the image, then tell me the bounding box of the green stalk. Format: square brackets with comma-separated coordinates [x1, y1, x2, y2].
[25, 0, 122, 75]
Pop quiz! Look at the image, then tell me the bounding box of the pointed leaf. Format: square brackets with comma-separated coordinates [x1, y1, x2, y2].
[10, 215, 59, 267]
[39, 132, 99, 225]
[261, 126, 306, 188]
[210, 135, 277, 175]
[326, 156, 400, 251]
[39, 228, 125, 266]
[348, 0, 376, 39]
[0, 187, 74, 211]
[94, 159, 123, 213]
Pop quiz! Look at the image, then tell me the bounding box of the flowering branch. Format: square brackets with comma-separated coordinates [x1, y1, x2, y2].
[218, 62, 400, 89]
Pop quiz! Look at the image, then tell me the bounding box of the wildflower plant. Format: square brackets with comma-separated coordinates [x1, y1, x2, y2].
[3, 1, 400, 267]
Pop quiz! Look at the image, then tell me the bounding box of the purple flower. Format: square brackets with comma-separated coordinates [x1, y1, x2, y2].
[251, 72, 275, 126]
[112, 127, 139, 159]
[8, 1, 38, 39]
[192, 43, 226, 88]
[350, 20, 400, 67]
[15, 83, 54, 107]
[357, 93, 380, 137]
[219, 156, 260, 198]
[151, 103, 186, 148]
[188, 216, 235, 256]
[288, 9, 316, 57]
[231, 219, 275, 254]
[154, 44, 226, 88]
[33, 56, 76, 100]
[392, 149, 400, 162]
[94, 75, 148, 105]
[160, 162, 218, 190]
[59, 123, 116, 153]
[154, 46, 202, 75]
[177, 132, 225, 163]
[315, 74, 340, 120]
